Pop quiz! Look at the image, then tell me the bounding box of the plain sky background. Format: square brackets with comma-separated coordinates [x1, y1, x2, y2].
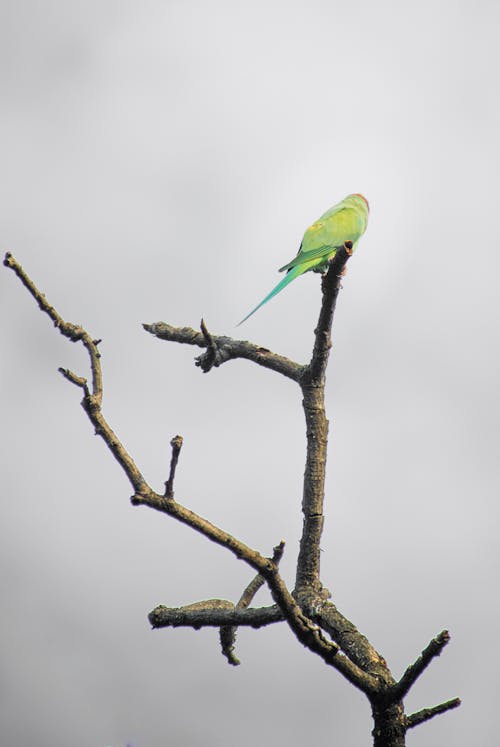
[1, 1, 499, 746]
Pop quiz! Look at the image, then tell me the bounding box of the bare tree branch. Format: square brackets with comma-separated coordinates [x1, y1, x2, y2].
[150, 543, 286, 665]
[59, 368, 88, 389]
[406, 697, 461, 729]
[143, 320, 304, 381]
[392, 630, 451, 701]
[295, 245, 351, 596]
[164, 435, 183, 499]
[150, 603, 283, 629]
[5, 249, 461, 744]
[4, 252, 103, 400]
[135, 490, 377, 692]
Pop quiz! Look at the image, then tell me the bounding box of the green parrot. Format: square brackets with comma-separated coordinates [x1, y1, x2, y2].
[238, 193, 369, 325]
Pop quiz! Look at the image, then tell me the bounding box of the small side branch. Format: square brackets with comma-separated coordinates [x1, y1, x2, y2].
[4, 252, 103, 400]
[392, 630, 451, 701]
[59, 368, 88, 390]
[165, 435, 183, 498]
[149, 603, 283, 629]
[143, 320, 304, 382]
[4, 253, 146, 495]
[220, 541, 285, 665]
[406, 698, 461, 729]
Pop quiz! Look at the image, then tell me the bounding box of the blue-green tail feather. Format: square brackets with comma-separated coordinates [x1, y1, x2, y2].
[237, 265, 305, 326]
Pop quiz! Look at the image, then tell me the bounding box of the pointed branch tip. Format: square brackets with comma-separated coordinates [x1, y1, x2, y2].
[406, 697, 461, 729]
[58, 367, 88, 389]
[393, 630, 452, 701]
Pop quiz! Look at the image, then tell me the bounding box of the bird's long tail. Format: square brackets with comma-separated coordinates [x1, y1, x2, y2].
[237, 264, 307, 326]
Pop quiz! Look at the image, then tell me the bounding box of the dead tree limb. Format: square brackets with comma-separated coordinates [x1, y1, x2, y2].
[4, 248, 460, 745]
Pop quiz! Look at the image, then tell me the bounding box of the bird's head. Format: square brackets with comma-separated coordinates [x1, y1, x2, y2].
[350, 193, 370, 212]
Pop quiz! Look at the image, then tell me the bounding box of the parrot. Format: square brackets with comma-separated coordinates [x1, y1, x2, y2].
[237, 193, 369, 325]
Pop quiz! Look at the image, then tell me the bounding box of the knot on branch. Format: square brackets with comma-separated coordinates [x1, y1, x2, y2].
[294, 583, 331, 615]
[195, 319, 232, 373]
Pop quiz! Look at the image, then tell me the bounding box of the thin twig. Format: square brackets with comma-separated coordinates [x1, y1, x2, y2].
[4, 253, 103, 402]
[406, 697, 461, 729]
[165, 435, 183, 498]
[58, 368, 88, 390]
[392, 630, 451, 701]
[4, 253, 146, 494]
[220, 541, 285, 665]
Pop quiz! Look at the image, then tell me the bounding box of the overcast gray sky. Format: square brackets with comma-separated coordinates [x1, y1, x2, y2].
[1, 1, 499, 745]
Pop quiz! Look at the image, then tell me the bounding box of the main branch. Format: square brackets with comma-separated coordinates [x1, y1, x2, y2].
[295, 245, 350, 597]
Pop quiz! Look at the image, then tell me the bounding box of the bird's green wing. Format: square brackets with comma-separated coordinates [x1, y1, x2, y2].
[278, 206, 358, 272]
[279, 244, 338, 272]
[304, 207, 365, 250]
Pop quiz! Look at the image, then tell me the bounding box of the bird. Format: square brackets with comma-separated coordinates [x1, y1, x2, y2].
[237, 193, 369, 325]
